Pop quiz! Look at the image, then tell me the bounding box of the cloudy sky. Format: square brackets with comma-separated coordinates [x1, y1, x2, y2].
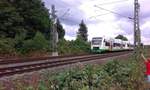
[43, 0, 150, 45]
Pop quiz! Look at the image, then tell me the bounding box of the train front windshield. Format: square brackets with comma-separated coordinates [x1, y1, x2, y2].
[92, 39, 102, 45]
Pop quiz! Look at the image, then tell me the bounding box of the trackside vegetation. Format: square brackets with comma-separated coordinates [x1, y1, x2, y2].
[58, 38, 91, 55]
[0, 0, 90, 57]
[0, 0, 52, 56]
[1, 47, 149, 90]
[0, 0, 149, 89]
[0, 52, 148, 90]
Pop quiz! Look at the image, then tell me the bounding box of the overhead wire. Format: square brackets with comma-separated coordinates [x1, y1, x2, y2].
[94, 5, 133, 19]
[60, 9, 70, 18]
[89, 13, 110, 19]
[89, 0, 132, 20]
[58, 8, 70, 22]
[98, 0, 129, 5]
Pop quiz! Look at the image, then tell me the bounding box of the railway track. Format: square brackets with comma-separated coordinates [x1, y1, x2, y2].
[0, 54, 94, 65]
[0, 51, 132, 78]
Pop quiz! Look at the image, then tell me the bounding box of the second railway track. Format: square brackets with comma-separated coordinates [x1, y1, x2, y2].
[0, 51, 132, 78]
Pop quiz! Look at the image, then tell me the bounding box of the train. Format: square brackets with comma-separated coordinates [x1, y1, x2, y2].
[91, 37, 134, 53]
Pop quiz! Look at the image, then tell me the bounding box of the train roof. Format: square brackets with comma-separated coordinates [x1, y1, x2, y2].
[92, 37, 102, 39]
[91, 37, 132, 43]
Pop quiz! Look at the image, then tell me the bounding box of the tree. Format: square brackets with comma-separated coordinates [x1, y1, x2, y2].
[0, 0, 52, 39]
[0, 0, 52, 55]
[13, 0, 52, 39]
[0, 0, 24, 38]
[77, 20, 88, 41]
[115, 34, 128, 41]
[20, 32, 49, 54]
[56, 19, 65, 40]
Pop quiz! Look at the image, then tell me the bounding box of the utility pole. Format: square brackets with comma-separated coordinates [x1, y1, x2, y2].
[51, 5, 58, 56]
[134, 0, 141, 57]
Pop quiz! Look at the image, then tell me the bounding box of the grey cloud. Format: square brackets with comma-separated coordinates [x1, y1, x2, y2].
[43, 0, 99, 26]
[114, 3, 133, 20]
[116, 18, 134, 36]
[43, 0, 150, 42]
[141, 27, 150, 39]
[43, 0, 87, 26]
[65, 30, 77, 37]
[113, 1, 149, 21]
[113, 0, 150, 38]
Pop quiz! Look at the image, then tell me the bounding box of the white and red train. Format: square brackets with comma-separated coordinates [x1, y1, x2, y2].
[91, 37, 133, 53]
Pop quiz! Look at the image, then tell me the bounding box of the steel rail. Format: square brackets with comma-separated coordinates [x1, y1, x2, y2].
[0, 51, 132, 77]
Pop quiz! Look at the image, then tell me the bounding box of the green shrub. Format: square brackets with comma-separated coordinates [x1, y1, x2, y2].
[40, 60, 144, 90]
[0, 32, 91, 56]
[58, 38, 91, 55]
[2, 58, 145, 90]
[19, 32, 50, 54]
[74, 38, 91, 53]
[38, 80, 48, 90]
[58, 39, 71, 55]
[0, 38, 16, 55]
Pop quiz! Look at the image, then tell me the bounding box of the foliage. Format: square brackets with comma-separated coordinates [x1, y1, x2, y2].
[0, 0, 52, 39]
[0, 0, 53, 56]
[2, 47, 150, 89]
[58, 38, 91, 55]
[0, 0, 91, 56]
[1, 56, 146, 90]
[38, 58, 145, 90]
[77, 20, 88, 42]
[38, 80, 48, 90]
[57, 39, 70, 54]
[0, 0, 24, 38]
[0, 38, 16, 55]
[56, 19, 65, 40]
[18, 32, 50, 54]
[115, 34, 128, 41]
[74, 38, 90, 53]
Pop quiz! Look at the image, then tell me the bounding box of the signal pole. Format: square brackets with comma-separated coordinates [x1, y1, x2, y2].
[51, 5, 58, 56]
[134, 0, 141, 57]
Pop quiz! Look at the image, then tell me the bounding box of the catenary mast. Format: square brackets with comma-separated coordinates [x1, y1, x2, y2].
[134, 0, 141, 56]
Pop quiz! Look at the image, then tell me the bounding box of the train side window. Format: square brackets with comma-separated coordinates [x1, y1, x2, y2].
[123, 44, 125, 47]
[106, 42, 110, 46]
[113, 43, 121, 47]
[113, 43, 116, 47]
[113, 43, 117, 47]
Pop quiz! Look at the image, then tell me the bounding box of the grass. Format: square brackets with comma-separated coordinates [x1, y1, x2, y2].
[0, 47, 149, 90]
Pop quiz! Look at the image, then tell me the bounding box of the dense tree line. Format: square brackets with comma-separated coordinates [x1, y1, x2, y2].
[0, 0, 51, 39]
[0, 0, 53, 56]
[0, 0, 90, 56]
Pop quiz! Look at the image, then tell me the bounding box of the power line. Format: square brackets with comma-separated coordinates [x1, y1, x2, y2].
[60, 9, 70, 18]
[89, 13, 110, 19]
[94, 5, 133, 19]
[98, 0, 128, 5]
[57, 8, 70, 23]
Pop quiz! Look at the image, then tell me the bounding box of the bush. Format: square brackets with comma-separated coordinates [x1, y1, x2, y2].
[58, 38, 91, 55]
[1, 57, 146, 90]
[73, 38, 91, 53]
[19, 32, 50, 54]
[0, 38, 16, 55]
[38, 58, 145, 90]
[0, 32, 91, 56]
[57, 39, 71, 55]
